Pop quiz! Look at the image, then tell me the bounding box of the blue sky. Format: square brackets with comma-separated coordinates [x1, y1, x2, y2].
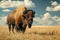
[0, 0, 60, 26]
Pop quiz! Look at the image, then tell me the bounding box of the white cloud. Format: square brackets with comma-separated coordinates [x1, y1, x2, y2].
[41, 12, 52, 25]
[0, 16, 7, 25]
[42, 12, 51, 20]
[34, 17, 41, 22]
[0, 1, 24, 8]
[52, 16, 60, 22]
[24, 0, 35, 7]
[0, 0, 35, 8]
[46, 6, 51, 11]
[46, 1, 60, 11]
[51, 1, 58, 6]
[53, 5, 60, 11]
[52, 16, 60, 25]
[34, 12, 60, 25]
[2, 9, 11, 12]
[34, 12, 53, 25]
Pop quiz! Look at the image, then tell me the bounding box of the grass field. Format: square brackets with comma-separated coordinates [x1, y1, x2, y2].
[0, 26, 60, 40]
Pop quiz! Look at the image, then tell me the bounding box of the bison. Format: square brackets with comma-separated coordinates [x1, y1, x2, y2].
[7, 6, 35, 33]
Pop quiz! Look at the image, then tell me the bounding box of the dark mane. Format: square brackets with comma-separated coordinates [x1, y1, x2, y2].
[23, 10, 33, 14]
[23, 10, 35, 17]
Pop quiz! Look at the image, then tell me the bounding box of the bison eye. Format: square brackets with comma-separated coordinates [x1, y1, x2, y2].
[23, 15, 27, 19]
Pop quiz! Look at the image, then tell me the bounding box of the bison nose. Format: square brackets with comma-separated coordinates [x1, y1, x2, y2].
[28, 24, 32, 28]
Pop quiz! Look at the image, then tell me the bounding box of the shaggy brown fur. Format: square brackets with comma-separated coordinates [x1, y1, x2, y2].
[7, 6, 27, 33]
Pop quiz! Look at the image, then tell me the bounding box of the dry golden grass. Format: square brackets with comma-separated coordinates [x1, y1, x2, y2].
[0, 26, 60, 40]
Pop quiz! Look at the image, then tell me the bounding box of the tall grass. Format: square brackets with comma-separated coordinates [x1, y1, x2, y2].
[0, 26, 60, 40]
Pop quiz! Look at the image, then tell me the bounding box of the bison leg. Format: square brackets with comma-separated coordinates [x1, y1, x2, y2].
[15, 22, 19, 32]
[12, 24, 15, 33]
[8, 24, 11, 33]
[22, 24, 27, 33]
[15, 24, 20, 32]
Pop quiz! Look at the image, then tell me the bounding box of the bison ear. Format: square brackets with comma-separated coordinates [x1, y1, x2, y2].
[32, 11, 35, 17]
[23, 10, 27, 15]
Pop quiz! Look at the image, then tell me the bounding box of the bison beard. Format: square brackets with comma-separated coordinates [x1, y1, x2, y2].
[15, 20, 27, 33]
[28, 19, 33, 28]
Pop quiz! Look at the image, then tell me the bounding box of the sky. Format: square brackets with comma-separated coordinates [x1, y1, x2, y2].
[0, 0, 60, 26]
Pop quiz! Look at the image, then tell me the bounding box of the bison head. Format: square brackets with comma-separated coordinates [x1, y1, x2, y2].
[23, 10, 35, 28]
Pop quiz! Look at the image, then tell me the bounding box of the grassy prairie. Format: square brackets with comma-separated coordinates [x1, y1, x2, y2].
[0, 26, 60, 40]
